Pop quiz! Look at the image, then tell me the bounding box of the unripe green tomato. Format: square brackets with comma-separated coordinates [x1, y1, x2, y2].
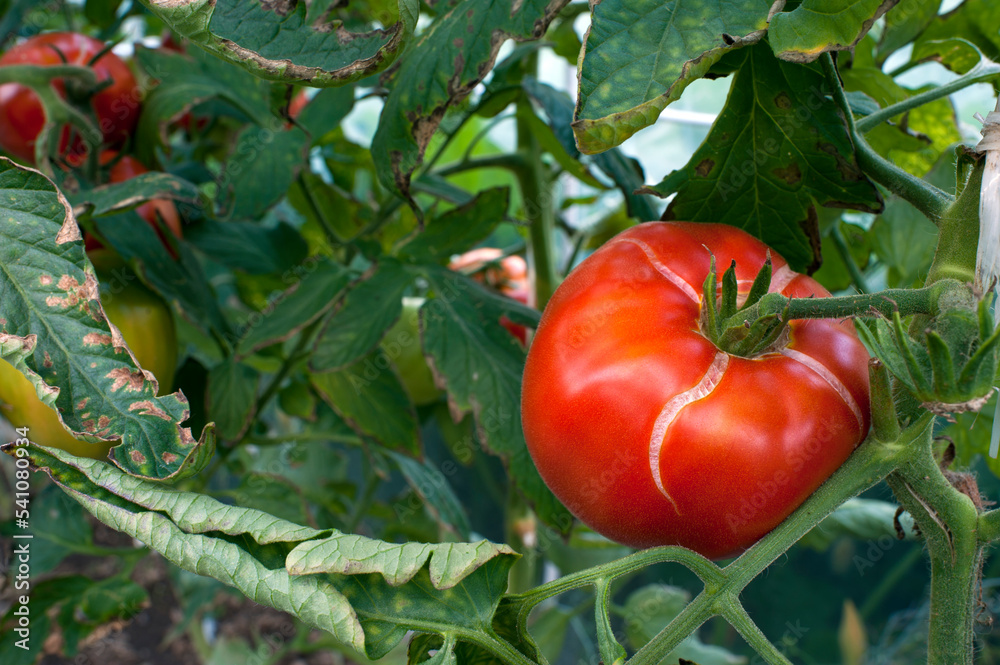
[381, 297, 441, 406]
[0, 275, 176, 459]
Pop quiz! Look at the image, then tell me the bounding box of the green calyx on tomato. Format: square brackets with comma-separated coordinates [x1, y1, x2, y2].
[381, 297, 442, 406]
[0, 272, 176, 459]
[0, 32, 140, 164]
[521, 222, 872, 559]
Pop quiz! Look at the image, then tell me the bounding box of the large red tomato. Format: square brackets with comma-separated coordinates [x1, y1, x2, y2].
[0, 32, 140, 163]
[521, 222, 871, 559]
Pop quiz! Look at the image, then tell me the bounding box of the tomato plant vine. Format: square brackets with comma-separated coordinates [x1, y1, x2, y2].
[2, 2, 1000, 665]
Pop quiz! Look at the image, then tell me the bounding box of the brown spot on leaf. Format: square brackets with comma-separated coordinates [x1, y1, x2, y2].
[39, 275, 53, 286]
[83, 332, 113, 347]
[106, 367, 147, 393]
[75, 397, 89, 411]
[45, 274, 88, 309]
[454, 37, 464, 48]
[694, 159, 715, 177]
[130, 450, 147, 465]
[162, 452, 179, 464]
[818, 142, 863, 181]
[128, 400, 172, 421]
[774, 92, 792, 110]
[260, 0, 295, 17]
[42, 352, 53, 369]
[773, 163, 802, 185]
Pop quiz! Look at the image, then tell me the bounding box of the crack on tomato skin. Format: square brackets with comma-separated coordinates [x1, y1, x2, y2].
[613, 237, 700, 303]
[780, 347, 864, 431]
[648, 351, 730, 513]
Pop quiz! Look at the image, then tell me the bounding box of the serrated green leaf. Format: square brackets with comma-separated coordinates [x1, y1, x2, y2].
[769, 0, 899, 63]
[311, 259, 413, 372]
[94, 211, 230, 337]
[878, 0, 941, 60]
[573, 0, 770, 154]
[311, 352, 421, 456]
[9, 442, 518, 658]
[70, 173, 201, 218]
[371, 0, 569, 200]
[0, 159, 214, 480]
[643, 42, 882, 272]
[385, 449, 471, 539]
[235, 259, 352, 358]
[297, 87, 356, 141]
[139, 0, 419, 86]
[185, 220, 308, 275]
[420, 266, 570, 533]
[222, 126, 309, 220]
[288, 171, 370, 243]
[206, 358, 260, 441]
[398, 189, 511, 262]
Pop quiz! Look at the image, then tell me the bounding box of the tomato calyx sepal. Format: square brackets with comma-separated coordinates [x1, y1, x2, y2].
[857, 290, 1000, 418]
[700, 254, 790, 359]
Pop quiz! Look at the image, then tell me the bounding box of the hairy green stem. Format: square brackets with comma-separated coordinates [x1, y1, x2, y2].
[979, 508, 1000, 543]
[856, 64, 1000, 133]
[819, 54, 953, 225]
[925, 161, 984, 285]
[722, 602, 794, 665]
[886, 446, 983, 665]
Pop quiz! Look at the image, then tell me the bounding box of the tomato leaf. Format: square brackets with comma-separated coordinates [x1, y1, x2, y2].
[311, 258, 414, 372]
[310, 352, 422, 457]
[768, 0, 899, 63]
[222, 126, 309, 220]
[573, 0, 771, 154]
[371, 0, 569, 202]
[138, 0, 419, 86]
[878, 0, 941, 61]
[0, 159, 214, 480]
[642, 42, 883, 273]
[206, 358, 260, 442]
[235, 259, 352, 358]
[296, 87, 356, 141]
[384, 449, 472, 539]
[6, 442, 517, 659]
[398, 189, 511, 263]
[70, 172, 201, 218]
[420, 266, 571, 534]
[799, 498, 917, 550]
[185, 220, 308, 275]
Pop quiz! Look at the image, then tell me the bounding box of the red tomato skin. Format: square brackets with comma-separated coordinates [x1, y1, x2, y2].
[0, 33, 139, 163]
[521, 222, 871, 559]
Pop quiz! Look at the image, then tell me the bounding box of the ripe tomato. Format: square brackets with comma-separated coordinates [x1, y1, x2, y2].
[83, 152, 183, 263]
[381, 297, 441, 406]
[521, 222, 871, 559]
[0, 275, 177, 459]
[0, 32, 140, 164]
[449, 248, 531, 344]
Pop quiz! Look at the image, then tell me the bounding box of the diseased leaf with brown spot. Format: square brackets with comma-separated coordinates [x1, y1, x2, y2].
[0, 158, 214, 481]
[139, 0, 420, 86]
[573, 0, 772, 154]
[640, 42, 882, 273]
[371, 0, 570, 201]
[769, 0, 900, 62]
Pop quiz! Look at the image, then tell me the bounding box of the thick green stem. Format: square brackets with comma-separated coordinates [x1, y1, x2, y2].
[819, 54, 953, 225]
[925, 161, 984, 285]
[722, 602, 794, 665]
[856, 72, 998, 134]
[516, 98, 558, 308]
[886, 427, 983, 665]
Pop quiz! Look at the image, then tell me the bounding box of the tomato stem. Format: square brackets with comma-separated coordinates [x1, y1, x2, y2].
[819, 53, 953, 225]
